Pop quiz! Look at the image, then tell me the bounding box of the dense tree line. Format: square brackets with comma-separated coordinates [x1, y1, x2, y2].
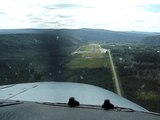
[106, 45, 160, 113]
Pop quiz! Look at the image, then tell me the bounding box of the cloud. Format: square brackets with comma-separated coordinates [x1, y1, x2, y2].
[56, 15, 75, 18]
[0, 0, 160, 32]
[44, 3, 86, 10]
[0, 11, 5, 15]
[143, 4, 160, 13]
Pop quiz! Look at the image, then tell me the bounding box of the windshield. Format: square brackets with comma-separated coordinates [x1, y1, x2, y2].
[0, 0, 159, 113]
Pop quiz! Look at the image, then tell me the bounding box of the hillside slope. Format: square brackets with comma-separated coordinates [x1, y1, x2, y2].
[63, 29, 157, 43]
[0, 33, 82, 85]
[0, 29, 158, 43]
[143, 35, 160, 46]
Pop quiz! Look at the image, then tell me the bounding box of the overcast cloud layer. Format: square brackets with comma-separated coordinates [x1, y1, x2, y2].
[0, 0, 160, 32]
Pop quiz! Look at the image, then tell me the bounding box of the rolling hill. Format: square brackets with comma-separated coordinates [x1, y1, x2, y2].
[0, 28, 159, 85]
[62, 28, 158, 43]
[0, 28, 158, 43]
[0, 32, 82, 85]
[143, 35, 160, 46]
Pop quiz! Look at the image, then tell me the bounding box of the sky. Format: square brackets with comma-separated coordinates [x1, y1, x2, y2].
[0, 0, 160, 32]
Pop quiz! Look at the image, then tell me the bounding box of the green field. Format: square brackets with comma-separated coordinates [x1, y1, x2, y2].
[64, 44, 114, 91]
[66, 44, 110, 68]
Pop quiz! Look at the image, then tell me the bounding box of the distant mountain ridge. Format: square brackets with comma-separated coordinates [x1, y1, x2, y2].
[63, 29, 158, 43]
[143, 35, 160, 46]
[0, 28, 158, 43]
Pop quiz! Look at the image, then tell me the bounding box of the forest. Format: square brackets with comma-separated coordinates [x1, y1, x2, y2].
[102, 43, 160, 112]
